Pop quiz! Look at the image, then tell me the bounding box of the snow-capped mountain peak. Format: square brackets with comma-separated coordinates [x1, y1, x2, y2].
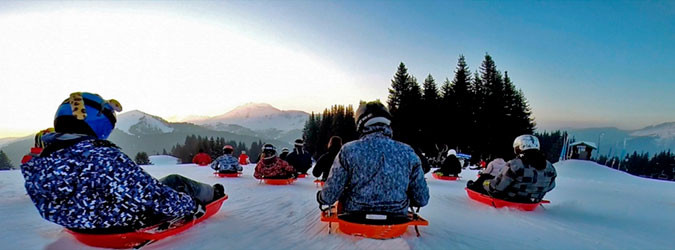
[630, 122, 675, 140]
[116, 110, 174, 135]
[190, 103, 308, 132]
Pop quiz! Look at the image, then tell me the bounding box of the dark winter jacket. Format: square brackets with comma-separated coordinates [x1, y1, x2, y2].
[312, 148, 340, 181]
[210, 154, 242, 173]
[279, 152, 289, 161]
[435, 155, 461, 176]
[253, 157, 296, 179]
[317, 124, 429, 216]
[21, 133, 196, 230]
[285, 147, 312, 174]
[487, 151, 557, 202]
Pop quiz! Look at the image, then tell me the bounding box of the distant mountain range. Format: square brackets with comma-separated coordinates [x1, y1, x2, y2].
[545, 122, 675, 157]
[0, 103, 309, 167]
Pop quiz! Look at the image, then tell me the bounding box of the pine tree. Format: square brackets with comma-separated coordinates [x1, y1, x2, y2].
[387, 62, 411, 115]
[451, 55, 473, 151]
[134, 152, 151, 165]
[421, 74, 440, 152]
[0, 151, 13, 170]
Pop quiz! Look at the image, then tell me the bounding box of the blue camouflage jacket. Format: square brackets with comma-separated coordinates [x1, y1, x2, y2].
[21, 134, 196, 229]
[317, 125, 429, 215]
[210, 154, 242, 172]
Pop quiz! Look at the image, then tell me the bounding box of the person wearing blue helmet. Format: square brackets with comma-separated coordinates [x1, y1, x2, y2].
[20, 92, 225, 233]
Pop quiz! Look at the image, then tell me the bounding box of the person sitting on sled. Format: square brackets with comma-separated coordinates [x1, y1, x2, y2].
[239, 150, 250, 165]
[316, 100, 429, 224]
[253, 144, 296, 179]
[192, 149, 212, 166]
[20, 92, 225, 233]
[211, 145, 242, 174]
[312, 136, 342, 182]
[433, 149, 461, 177]
[285, 138, 313, 175]
[467, 134, 556, 203]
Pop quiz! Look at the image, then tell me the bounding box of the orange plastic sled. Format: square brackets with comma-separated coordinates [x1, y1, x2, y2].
[320, 206, 428, 239]
[465, 188, 550, 211]
[432, 173, 460, 180]
[67, 195, 228, 249]
[214, 172, 242, 178]
[262, 178, 295, 185]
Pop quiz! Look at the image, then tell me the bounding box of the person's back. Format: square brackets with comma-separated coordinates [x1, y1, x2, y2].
[254, 144, 296, 179]
[285, 139, 312, 174]
[211, 145, 242, 173]
[193, 150, 212, 166]
[238, 151, 250, 165]
[484, 158, 507, 177]
[488, 135, 557, 203]
[317, 101, 429, 217]
[312, 136, 342, 181]
[435, 150, 461, 176]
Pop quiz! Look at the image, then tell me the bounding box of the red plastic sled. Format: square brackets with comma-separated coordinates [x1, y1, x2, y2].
[465, 188, 550, 211]
[297, 173, 308, 178]
[262, 178, 295, 185]
[314, 180, 325, 187]
[320, 206, 428, 239]
[67, 195, 228, 249]
[432, 173, 460, 180]
[214, 172, 242, 178]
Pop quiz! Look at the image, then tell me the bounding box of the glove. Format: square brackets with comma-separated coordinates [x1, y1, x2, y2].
[192, 202, 207, 220]
[316, 190, 325, 205]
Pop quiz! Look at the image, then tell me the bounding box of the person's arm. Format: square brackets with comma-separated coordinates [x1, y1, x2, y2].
[407, 153, 429, 207]
[489, 161, 519, 193]
[253, 161, 264, 179]
[109, 149, 196, 219]
[484, 161, 494, 175]
[210, 158, 219, 170]
[312, 154, 327, 178]
[317, 151, 348, 205]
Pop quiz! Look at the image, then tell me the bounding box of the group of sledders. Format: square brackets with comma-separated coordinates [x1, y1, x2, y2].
[20, 92, 556, 247]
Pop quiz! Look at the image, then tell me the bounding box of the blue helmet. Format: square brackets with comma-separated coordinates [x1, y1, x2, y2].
[54, 92, 122, 139]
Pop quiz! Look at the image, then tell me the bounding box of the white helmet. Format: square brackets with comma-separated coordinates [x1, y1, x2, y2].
[447, 149, 457, 157]
[513, 135, 540, 154]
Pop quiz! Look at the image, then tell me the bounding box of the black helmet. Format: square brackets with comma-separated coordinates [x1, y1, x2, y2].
[354, 100, 392, 132]
[262, 144, 277, 158]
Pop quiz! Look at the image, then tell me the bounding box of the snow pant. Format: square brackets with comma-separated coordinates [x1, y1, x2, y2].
[159, 174, 215, 204]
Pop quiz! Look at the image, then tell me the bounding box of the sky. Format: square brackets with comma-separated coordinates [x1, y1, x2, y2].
[0, 1, 673, 138]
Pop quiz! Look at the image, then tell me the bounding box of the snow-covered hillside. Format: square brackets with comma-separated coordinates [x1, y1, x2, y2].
[631, 122, 675, 140]
[116, 110, 174, 135]
[188, 103, 308, 132]
[1, 160, 673, 249]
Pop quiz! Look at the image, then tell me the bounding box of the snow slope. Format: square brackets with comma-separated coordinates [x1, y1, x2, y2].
[1, 160, 674, 249]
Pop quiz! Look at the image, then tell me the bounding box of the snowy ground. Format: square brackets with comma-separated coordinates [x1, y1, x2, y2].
[1, 159, 674, 250]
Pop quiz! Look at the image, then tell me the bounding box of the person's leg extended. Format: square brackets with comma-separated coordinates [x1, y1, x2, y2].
[160, 174, 215, 204]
